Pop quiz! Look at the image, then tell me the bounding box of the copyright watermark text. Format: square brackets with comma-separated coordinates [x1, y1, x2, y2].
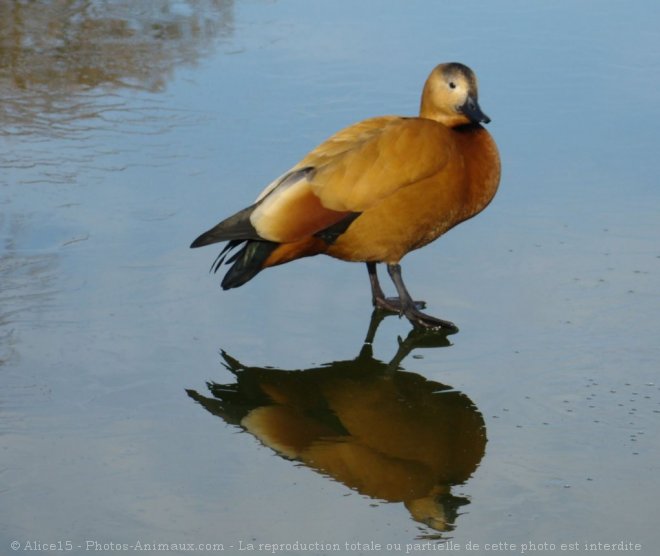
[10, 540, 228, 552]
[8, 539, 645, 553]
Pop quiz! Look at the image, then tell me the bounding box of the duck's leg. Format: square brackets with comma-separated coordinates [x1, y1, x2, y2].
[366, 262, 426, 311]
[386, 263, 458, 331]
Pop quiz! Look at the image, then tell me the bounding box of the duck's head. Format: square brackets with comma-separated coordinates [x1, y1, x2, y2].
[420, 62, 490, 127]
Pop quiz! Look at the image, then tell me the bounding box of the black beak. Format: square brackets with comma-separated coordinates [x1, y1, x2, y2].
[460, 96, 490, 124]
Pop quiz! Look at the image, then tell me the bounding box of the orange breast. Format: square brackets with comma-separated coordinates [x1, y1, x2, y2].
[327, 125, 500, 263]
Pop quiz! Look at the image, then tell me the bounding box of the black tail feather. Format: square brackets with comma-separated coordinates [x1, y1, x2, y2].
[211, 240, 243, 273]
[217, 240, 279, 290]
[190, 204, 260, 248]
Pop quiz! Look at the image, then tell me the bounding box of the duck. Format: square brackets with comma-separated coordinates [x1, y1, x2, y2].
[191, 62, 501, 330]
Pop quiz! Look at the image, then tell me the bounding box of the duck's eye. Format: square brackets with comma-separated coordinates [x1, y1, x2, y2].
[449, 82, 457, 89]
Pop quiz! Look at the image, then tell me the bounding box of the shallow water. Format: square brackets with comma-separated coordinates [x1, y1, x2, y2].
[2, 1, 659, 554]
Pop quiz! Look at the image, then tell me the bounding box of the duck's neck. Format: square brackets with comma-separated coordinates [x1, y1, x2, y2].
[420, 108, 468, 128]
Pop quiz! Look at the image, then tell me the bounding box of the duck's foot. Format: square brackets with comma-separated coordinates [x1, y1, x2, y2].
[385, 263, 459, 333]
[400, 306, 458, 332]
[367, 262, 426, 312]
[366, 262, 458, 332]
[374, 295, 457, 332]
[373, 295, 426, 312]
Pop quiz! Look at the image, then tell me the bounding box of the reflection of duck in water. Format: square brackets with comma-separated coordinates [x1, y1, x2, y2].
[187, 312, 487, 533]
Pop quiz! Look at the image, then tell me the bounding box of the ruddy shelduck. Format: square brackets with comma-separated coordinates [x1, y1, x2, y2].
[191, 63, 501, 330]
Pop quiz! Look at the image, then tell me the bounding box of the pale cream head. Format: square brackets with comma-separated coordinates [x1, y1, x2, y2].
[419, 63, 490, 127]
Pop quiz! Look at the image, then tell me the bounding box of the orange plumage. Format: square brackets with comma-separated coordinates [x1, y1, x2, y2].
[191, 63, 501, 330]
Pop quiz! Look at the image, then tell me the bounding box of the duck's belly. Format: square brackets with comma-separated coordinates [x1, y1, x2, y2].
[327, 173, 469, 264]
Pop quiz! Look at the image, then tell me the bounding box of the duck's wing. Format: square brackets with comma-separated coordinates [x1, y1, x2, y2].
[192, 117, 453, 247]
[250, 116, 453, 243]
